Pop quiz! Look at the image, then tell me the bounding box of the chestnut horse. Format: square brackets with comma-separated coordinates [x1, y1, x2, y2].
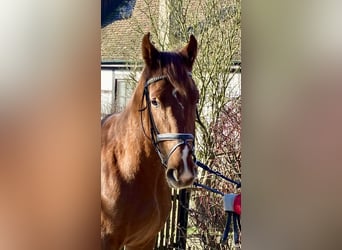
[101, 33, 199, 250]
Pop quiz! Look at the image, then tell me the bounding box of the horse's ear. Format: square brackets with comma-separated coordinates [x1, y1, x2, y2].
[180, 34, 198, 69]
[142, 32, 160, 68]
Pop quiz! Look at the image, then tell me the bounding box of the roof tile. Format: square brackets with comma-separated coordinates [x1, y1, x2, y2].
[101, 0, 160, 61]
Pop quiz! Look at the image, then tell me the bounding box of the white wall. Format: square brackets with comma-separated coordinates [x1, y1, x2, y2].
[228, 73, 241, 98]
[101, 67, 241, 118]
[101, 69, 113, 116]
[101, 67, 139, 116]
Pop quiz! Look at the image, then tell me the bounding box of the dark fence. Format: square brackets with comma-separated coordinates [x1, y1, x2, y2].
[155, 189, 190, 249]
[154, 187, 240, 250]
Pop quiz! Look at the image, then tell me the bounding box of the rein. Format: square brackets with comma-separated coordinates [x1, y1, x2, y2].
[140, 72, 195, 168]
[192, 161, 242, 247]
[195, 161, 241, 188]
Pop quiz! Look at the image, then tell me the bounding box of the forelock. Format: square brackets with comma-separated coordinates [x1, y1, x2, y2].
[160, 52, 191, 92]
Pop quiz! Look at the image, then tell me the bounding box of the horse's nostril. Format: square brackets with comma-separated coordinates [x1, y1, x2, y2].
[166, 168, 178, 182]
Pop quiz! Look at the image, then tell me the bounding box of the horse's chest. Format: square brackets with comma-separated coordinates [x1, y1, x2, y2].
[128, 190, 171, 227]
[108, 180, 171, 224]
[120, 190, 171, 245]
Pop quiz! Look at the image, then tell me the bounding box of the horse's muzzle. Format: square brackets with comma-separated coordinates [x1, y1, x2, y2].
[154, 133, 197, 188]
[165, 146, 197, 189]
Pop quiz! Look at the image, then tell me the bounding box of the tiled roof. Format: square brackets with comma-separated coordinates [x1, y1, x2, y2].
[101, 0, 160, 62]
[101, 0, 241, 63]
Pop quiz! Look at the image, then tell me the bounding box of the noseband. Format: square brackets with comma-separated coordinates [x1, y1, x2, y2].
[140, 72, 196, 168]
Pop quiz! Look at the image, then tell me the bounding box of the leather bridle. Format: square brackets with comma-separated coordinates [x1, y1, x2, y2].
[140, 72, 196, 168]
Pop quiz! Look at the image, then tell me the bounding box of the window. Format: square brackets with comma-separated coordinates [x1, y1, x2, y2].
[101, 69, 133, 118]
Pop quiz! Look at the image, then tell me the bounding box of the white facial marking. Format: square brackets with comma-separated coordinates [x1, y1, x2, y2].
[173, 169, 179, 182]
[172, 89, 184, 110]
[181, 145, 193, 180]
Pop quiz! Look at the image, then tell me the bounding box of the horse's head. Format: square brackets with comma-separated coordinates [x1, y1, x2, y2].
[140, 33, 199, 189]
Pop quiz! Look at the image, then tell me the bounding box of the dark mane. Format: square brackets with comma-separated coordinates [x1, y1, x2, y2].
[101, 113, 112, 126]
[161, 52, 190, 90]
[159, 51, 199, 102]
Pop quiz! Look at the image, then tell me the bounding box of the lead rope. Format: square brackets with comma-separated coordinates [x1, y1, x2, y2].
[193, 158, 241, 247]
[193, 180, 241, 247]
[194, 105, 241, 245]
[221, 211, 241, 247]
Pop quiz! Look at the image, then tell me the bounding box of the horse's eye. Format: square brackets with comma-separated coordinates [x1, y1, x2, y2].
[151, 98, 159, 107]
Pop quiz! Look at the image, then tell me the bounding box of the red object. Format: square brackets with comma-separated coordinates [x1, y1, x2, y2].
[233, 194, 241, 215]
